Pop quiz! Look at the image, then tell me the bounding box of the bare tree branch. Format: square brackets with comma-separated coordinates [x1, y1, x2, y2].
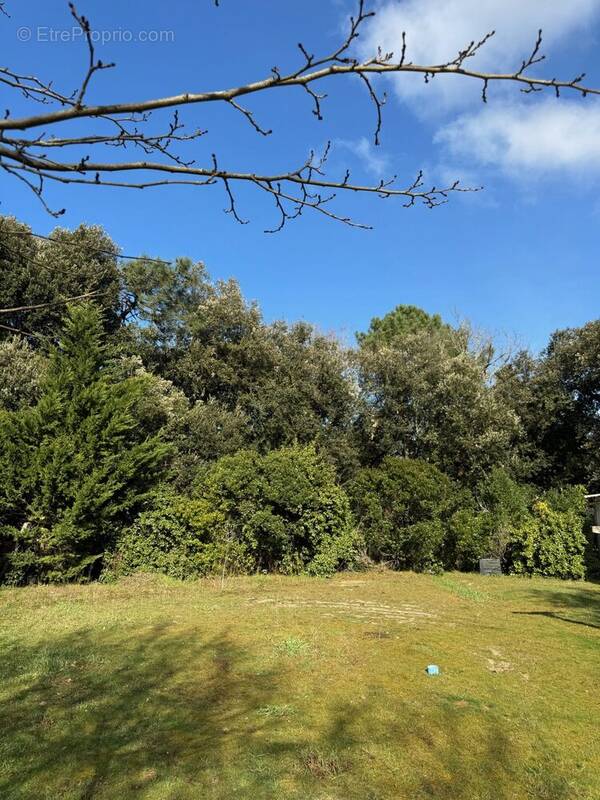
[0, 141, 479, 223]
[1, 1, 598, 229]
[68, 3, 115, 107]
[0, 320, 36, 336]
[0, 67, 76, 107]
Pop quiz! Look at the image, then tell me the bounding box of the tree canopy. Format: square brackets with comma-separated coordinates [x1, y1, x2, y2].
[0, 216, 597, 583]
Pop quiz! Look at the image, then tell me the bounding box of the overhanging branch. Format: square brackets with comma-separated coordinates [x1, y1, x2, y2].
[1, 1, 598, 229]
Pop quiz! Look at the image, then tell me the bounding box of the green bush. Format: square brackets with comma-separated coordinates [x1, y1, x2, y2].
[105, 492, 250, 580]
[194, 445, 360, 577]
[447, 509, 493, 571]
[442, 468, 535, 572]
[477, 468, 532, 521]
[508, 487, 587, 579]
[348, 457, 459, 571]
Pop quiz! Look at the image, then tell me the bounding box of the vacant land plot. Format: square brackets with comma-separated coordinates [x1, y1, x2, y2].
[1, 572, 599, 799]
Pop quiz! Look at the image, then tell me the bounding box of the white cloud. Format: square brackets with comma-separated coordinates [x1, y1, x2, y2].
[336, 136, 391, 175]
[359, 0, 600, 112]
[353, 2, 600, 183]
[435, 99, 600, 176]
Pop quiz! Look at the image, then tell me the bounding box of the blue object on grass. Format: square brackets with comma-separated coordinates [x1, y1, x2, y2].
[426, 664, 440, 676]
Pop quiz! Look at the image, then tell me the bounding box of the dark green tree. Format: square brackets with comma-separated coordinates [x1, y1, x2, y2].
[496, 321, 600, 490]
[241, 320, 359, 472]
[137, 271, 358, 476]
[174, 278, 271, 405]
[536, 323, 600, 489]
[355, 309, 518, 481]
[0, 216, 122, 339]
[356, 304, 448, 348]
[0, 304, 169, 583]
[121, 256, 212, 377]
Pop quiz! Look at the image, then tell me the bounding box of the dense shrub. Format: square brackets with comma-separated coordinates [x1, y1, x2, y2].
[194, 445, 360, 577]
[106, 492, 246, 580]
[469, 468, 534, 564]
[447, 509, 493, 571]
[111, 445, 359, 580]
[508, 486, 587, 579]
[477, 468, 532, 527]
[446, 472, 588, 577]
[348, 457, 460, 571]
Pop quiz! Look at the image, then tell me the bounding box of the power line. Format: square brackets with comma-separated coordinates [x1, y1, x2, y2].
[0, 236, 115, 282]
[0, 221, 174, 265]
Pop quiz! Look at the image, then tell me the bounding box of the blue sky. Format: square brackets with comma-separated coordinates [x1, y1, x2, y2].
[2, 0, 600, 351]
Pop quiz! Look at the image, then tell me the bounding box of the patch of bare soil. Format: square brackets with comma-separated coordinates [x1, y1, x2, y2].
[248, 597, 436, 624]
[485, 646, 513, 673]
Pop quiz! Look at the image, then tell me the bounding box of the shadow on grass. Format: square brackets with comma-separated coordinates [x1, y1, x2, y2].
[0, 624, 285, 799]
[513, 610, 600, 630]
[307, 693, 575, 800]
[513, 585, 600, 631]
[0, 620, 585, 800]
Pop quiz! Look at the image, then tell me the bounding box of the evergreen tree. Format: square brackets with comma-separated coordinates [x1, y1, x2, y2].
[0, 304, 170, 583]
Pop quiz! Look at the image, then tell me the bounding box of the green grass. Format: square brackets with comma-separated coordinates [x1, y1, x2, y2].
[1, 571, 599, 799]
[274, 636, 311, 657]
[433, 573, 491, 602]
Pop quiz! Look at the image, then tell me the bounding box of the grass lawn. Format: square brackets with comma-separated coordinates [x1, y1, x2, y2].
[1, 571, 599, 799]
